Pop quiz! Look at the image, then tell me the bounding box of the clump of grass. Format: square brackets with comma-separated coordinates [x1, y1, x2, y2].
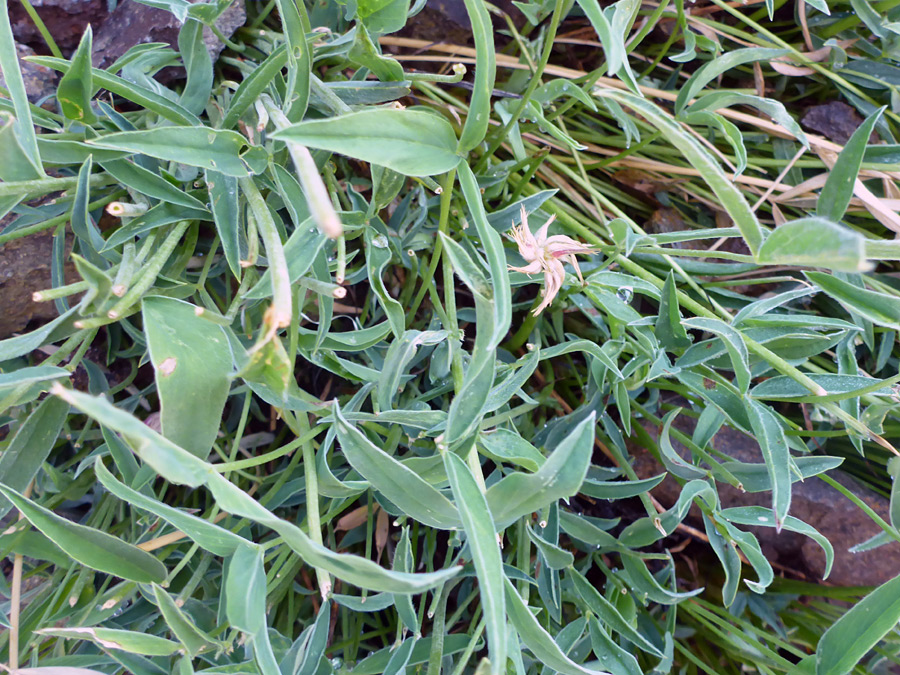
[1, 0, 899, 673]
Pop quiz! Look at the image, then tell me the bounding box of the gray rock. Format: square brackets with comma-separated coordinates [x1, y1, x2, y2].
[0, 42, 58, 104]
[629, 402, 900, 587]
[92, 0, 246, 70]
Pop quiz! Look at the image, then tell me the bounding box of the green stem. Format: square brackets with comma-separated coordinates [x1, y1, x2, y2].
[475, 0, 567, 171]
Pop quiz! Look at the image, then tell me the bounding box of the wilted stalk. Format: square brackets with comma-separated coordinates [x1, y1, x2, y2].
[239, 177, 292, 330]
[260, 94, 343, 241]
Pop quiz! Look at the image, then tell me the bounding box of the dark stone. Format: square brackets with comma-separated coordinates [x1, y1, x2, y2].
[0, 42, 58, 104]
[92, 0, 247, 70]
[0, 227, 75, 339]
[802, 101, 869, 146]
[7, 0, 107, 53]
[629, 401, 900, 587]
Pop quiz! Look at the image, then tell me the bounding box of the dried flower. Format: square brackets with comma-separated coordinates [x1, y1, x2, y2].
[508, 206, 596, 315]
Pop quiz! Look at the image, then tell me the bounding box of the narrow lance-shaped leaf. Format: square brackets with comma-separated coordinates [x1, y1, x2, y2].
[444, 451, 507, 675]
[816, 572, 900, 675]
[818, 109, 885, 222]
[56, 26, 97, 124]
[0, 483, 167, 583]
[457, 0, 495, 152]
[504, 577, 609, 675]
[745, 399, 791, 531]
[95, 460, 246, 557]
[486, 413, 595, 528]
[0, 396, 68, 519]
[596, 89, 764, 255]
[334, 403, 461, 529]
[0, 0, 44, 177]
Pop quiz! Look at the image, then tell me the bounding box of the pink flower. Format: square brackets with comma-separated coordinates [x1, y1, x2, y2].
[508, 206, 596, 315]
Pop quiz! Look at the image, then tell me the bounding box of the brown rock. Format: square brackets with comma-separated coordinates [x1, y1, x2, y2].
[0, 43, 58, 104]
[801, 101, 869, 146]
[0, 229, 74, 339]
[7, 0, 107, 53]
[92, 0, 247, 70]
[630, 404, 900, 586]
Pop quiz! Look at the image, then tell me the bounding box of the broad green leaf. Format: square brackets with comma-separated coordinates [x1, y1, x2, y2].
[818, 107, 886, 222]
[806, 271, 900, 330]
[439, 231, 492, 299]
[271, 109, 460, 177]
[383, 637, 417, 675]
[580, 474, 666, 500]
[816, 572, 900, 675]
[391, 527, 418, 633]
[724, 456, 842, 493]
[176, 18, 213, 116]
[36, 627, 180, 656]
[143, 297, 233, 457]
[0, 396, 68, 517]
[655, 271, 691, 350]
[359, 0, 410, 33]
[745, 399, 790, 530]
[274, 0, 312, 120]
[757, 218, 868, 272]
[87, 127, 266, 177]
[620, 554, 703, 604]
[244, 218, 327, 300]
[365, 227, 406, 339]
[153, 584, 219, 656]
[674, 48, 788, 115]
[207, 472, 461, 593]
[504, 577, 607, 675]
[0, 484, 167, 583]
[294, 601, 332, 675]
[62, 388, 461, 594]
[95, 460, 246, 556]
[349, 22, 404, 81]
[0, 307, 77, 363]
[226, 543, 268, 635]
[657, 410, 707, 480]
[444, 451, 507, 675]
[486, 413, 595, 529]
[352, 635, 472, 675]
[575, 0, 640, 93]
[56, 26, 96, 124]
[334, 403, 461, 529]
[479, 429, 545, 472]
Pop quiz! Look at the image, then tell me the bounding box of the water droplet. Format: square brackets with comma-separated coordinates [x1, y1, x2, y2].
[616, 286, 634, 303]
[372, 234, 389, 249]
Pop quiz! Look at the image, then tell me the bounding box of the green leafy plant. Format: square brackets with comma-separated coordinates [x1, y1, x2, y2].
[1, 0, 900, 674]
